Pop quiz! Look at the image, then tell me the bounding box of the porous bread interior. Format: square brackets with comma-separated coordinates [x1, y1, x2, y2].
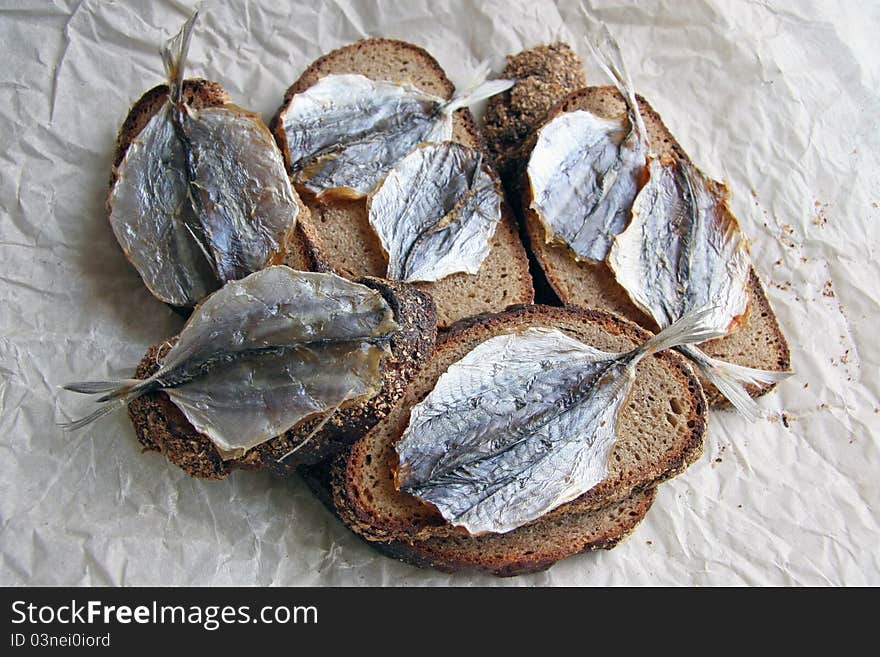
[522, 86, 791, 402]
[281, 39, 534, 328]
[341, 306, 704, 542]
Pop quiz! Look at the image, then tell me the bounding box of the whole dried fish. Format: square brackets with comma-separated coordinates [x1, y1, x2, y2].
[367, 142, 502, 283]
[62, 267, 398, 459]
[108, 13, 299, 307]
[609, 157, 790, 419]
[279, 65, 513, 199]
[526, 23, 647, 262]
[396, 308, 724, 535]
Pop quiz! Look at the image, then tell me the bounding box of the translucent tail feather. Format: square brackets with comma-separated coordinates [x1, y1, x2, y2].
[60, 378, 153, 431]
[444, 60, 514, 114]
[160, 10, 199, 104]
[579, 9, 648, 142]
[677, 344, 792, 422]
[633, 306, 728, 359]
[627, 306, 792, 422]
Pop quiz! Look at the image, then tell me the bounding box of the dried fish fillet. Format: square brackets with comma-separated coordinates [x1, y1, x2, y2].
[280, 66, 513, 199]
[609, 158, 751, 333]
[62, 267, 398, 459]
[396, 309, 724, 535]
[108, 13, 298, 306]
[609, 157, 791, 420]
[367, 142, 502, 283]
[526, 24, 647, 263]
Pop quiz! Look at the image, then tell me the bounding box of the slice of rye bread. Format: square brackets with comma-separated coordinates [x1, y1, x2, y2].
[300, 458, 656, 577]
[126, 277, 437, 479]
[485, 47, 791, 405]
[110, 79, 318, 287]
[329, 304, 706, 543]
[269, 39, 534, 329]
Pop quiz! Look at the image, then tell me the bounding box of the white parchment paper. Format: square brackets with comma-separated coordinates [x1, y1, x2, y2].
[1, 0, 878, 586]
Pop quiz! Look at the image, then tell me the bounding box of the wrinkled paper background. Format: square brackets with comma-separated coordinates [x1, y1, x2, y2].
[1, 0, 878, 586]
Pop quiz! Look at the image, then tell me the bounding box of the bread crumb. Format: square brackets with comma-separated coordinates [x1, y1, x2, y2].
[822, 280, 835, 297]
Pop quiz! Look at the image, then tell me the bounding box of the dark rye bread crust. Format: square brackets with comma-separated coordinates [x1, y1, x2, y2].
[269, 39, 535, 329]
[127, 278, 437, 479]
[335, 304, 706, 543]
[111, 79, 317, 280]
[300, 458, 656, 577]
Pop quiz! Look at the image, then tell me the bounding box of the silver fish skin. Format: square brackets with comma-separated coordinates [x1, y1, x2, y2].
[63, 267, 398, 458]
[108, 13, 299, 306]
[281, 70, 513, 199]
[396, 309, 724, 536]
[179, 104, 299, 283]
[109, 103, 219, 306]
[526, 21, 648, 263]
[609, 158, 751, 336]
[527, 110, 645, 262]
[367, 142, 502, 283]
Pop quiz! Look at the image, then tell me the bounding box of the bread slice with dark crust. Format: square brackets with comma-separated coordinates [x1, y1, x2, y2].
[127, 277, 437, 479]
[300, 457, 656, 577]
[485, 47, 792, 405]
[331, 304, 705, 543]
[269, 39, 535, 329]
[111, 79, 317, 283]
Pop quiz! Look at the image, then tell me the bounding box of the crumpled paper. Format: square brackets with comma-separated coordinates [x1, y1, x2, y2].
[1, 0, 877, 586]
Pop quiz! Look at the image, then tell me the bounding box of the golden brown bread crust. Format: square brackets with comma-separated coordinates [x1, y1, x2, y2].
[268, 38, 535, 329]
[299, 456, 656, 577]
[335, 303, 706, 542]
[110, 79, 317, 286]
[127, 277, 438, 479]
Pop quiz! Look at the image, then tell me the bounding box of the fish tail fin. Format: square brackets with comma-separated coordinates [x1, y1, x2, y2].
[60, 378, 153, 431]
[579, 9, 648, 143]
[635, 306, 728, 359]
[677, 344, 792, 422]
[444, 60, 514, 114]
[160, 10, 199, 103]
[58, 401, 127, 432]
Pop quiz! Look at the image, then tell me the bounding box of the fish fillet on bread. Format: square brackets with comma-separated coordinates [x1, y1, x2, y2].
[270, 38, 535, 329]
[299, 304, 707, 575]
[484, 43, 791, 407]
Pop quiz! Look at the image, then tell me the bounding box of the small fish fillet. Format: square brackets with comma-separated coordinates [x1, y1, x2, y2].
[526, 21, 648, 263]
[367, 142, 502, 283]
[108, 13, 299, 306]
[281, 70, 512, 199]
[609, 158, 751, 336]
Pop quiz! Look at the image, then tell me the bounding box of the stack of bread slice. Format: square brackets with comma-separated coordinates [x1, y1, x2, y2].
[290, 39, 789, 575]
[103, 33, 790, 577]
